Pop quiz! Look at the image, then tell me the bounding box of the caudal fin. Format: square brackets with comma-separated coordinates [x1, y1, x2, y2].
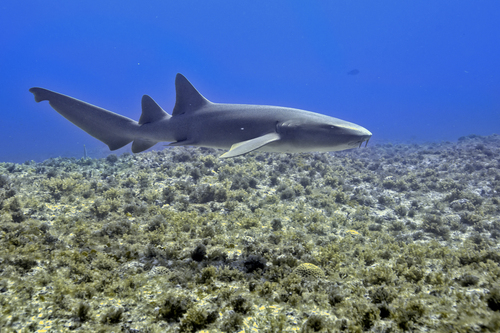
[29, 87, 140, 150]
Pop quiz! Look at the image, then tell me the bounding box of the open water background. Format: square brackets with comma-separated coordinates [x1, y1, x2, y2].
[1, 1, 499, 162]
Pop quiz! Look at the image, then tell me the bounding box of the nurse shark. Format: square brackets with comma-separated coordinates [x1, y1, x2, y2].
[29, 74, 372, 158]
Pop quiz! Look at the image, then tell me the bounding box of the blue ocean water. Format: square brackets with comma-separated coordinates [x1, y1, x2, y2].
[1, 1, 499, 163]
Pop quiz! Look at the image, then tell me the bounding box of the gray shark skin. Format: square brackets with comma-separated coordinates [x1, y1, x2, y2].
[29, 74, 372, 158]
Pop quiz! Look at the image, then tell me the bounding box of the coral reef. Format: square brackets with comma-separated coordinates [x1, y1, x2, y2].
[293, 263, 325, 280]
[0, 134, 499, 331]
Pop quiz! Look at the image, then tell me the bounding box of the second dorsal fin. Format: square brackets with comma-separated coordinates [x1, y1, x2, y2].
[139, 95, 169, 125]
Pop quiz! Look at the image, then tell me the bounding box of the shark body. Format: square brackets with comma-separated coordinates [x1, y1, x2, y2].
[29, 74, 372, 158]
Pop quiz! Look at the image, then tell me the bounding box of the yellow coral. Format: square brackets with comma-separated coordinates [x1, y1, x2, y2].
[293, 263, 325, 280]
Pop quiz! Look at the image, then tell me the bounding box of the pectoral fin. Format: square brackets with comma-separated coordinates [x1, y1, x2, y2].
[220, 133, 280, 159]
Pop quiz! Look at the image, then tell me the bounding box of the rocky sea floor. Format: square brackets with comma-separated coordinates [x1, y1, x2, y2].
[1, 134, 500, 332]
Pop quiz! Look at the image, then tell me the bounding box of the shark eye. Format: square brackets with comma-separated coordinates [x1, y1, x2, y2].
[322, 124, 338, 130]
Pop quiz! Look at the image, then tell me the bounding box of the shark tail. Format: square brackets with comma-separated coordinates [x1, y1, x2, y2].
[29, 88, 170, 153]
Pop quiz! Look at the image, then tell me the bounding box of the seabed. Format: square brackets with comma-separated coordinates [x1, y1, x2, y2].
[0, 134, 499, 332]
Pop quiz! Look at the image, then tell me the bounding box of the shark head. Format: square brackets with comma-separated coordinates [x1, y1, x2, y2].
[275, 115, 372, 152]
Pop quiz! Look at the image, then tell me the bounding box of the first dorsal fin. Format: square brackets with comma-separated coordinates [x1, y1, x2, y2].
[172, 73, 210, 116]
[139, 95, 169, 125]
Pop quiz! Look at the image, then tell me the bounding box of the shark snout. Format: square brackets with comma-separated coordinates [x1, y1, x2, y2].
[352, 126, 372, 138]
[337, 122, 372, 148]
[354, 127, 372, 147]
[358, 127, 372, 141]
[337, 121, 371, 137]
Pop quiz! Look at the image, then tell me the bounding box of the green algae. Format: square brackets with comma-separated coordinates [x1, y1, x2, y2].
[0, 135, 499, 331]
